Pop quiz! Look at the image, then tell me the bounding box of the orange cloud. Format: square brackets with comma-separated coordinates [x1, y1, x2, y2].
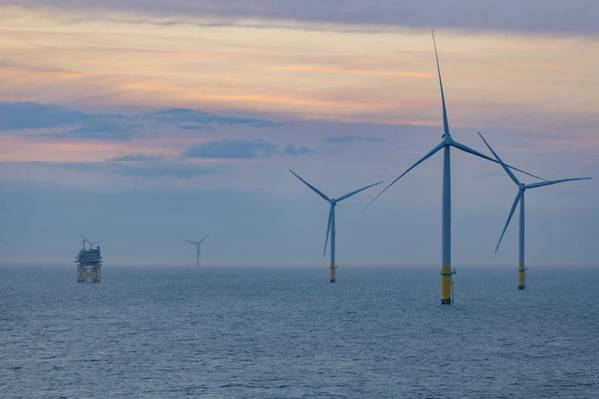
[0, 5, 597, 128]
[272, 64, 431, 79]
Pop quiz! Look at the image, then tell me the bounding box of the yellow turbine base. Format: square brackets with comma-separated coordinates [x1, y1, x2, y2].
[518, 267, 526, 290]
[440, 265, 452, 304]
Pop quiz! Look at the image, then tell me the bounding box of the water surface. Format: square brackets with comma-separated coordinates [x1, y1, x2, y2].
[1, 265, 598, 398]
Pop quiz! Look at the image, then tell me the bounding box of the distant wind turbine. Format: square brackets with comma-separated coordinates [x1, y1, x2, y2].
[290, 169, 382, 283]
[479, 133, 591, 289]
[186, 234, 209, 268]
[364, 30, 542, 304]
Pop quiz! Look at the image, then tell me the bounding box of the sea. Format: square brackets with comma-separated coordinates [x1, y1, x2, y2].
[1, 265, 598, 398]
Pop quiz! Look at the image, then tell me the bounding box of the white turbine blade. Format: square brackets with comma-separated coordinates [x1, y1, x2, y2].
[337, 181, 384, 202]
[363, 142, 444, 211]
[199, 233, 209, 245]
[496, 191, 523, 252]
[478, 132, 520, 185]
[452, 140, 544, 181]
[186, 240, 199, 246]
[323, 206, 333, 257]
[432, 29, 451, 139]
[526, 177, 591, 189]
[289, 169, 330, 202]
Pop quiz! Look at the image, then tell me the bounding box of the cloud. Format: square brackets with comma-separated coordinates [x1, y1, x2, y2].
[284, 144, 311, 155]
[57, 115, 138, 141]
[0, 102, 278, 141]
[0, 102, 136, 140]
[107, 153, 163, 162]
[325, 135, 385, 145]
[148, 108, 276, 128]
[0, 102, 86, 130]
[6, 1, 599, 35]
[182, 139, 278, 159]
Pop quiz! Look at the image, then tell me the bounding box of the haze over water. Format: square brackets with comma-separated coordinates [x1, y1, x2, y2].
[2, 265, 598, 398]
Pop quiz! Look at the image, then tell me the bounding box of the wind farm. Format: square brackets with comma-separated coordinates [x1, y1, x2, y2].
[1, 2, 599, 397]
[0, 31, 589, 300]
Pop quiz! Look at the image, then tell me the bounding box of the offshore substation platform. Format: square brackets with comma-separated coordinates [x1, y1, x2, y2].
[75, 238, 102, 283]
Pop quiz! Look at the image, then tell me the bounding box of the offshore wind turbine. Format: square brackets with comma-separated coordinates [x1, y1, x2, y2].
[365, 30, 542, 304]
[186, 234, 209, 268]
[290, 169, 382, 283]
[479, 133, 591, 289]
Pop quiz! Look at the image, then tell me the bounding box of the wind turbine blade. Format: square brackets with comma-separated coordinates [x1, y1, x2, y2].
[185, 240, 199, 245]
[199, 233, 209, 245]
[451, 140, 544, 181]
[478, 132, 520, 185]
[363, 142, 444, 211]
[526, 177, 591, 189]
[496, 191, 523, 252]
[289, 169, 330, 202]
[337, 181, 384, 202]
[323, 206, 333, 257]
[432, 29, 451, 139]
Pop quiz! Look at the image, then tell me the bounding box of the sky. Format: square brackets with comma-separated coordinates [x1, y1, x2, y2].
[0, 1, 597, 268]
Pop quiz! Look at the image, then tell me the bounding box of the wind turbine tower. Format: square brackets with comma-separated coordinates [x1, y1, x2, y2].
[290, 169, 382, 283]
[479, 133, 591, 289]
[186, 234, 209, 268]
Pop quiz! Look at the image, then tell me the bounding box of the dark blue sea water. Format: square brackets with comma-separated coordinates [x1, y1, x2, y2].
[1, 265, 598, 398]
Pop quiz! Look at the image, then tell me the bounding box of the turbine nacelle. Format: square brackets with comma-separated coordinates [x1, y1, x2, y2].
[186, 233, 209, 248]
